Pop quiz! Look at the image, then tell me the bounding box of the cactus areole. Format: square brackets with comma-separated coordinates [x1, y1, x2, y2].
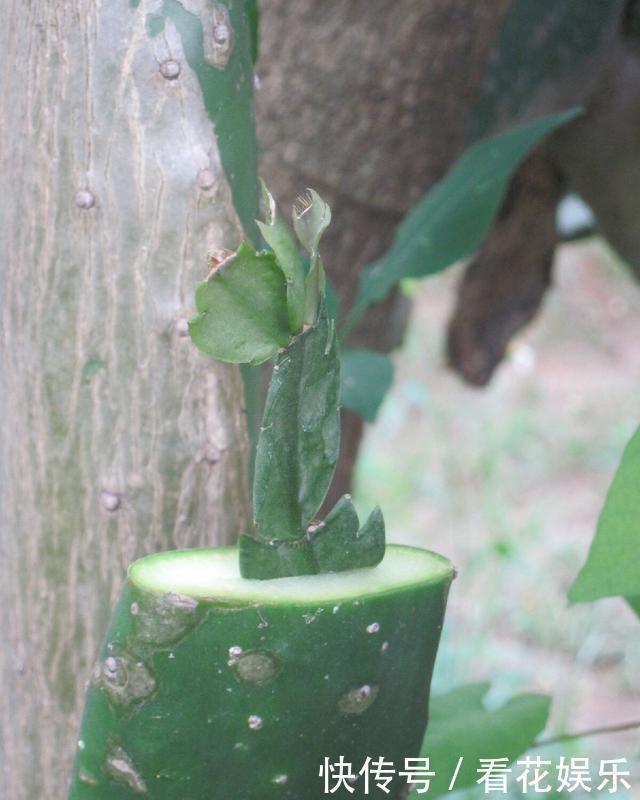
[69, 187, 455, 799]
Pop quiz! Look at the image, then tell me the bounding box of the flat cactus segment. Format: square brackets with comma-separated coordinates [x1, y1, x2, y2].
[292, 189, 331, 325]
[252, 315, 340, 541]
[292, 188, 331, 258]
[69, 545, 454, 800]
[257, 181, 306, 334]
[188, 243, 291, 365]
[238, 533, 317, 579]
[240, 497, 385, 578]
[311, 496, 385, 572]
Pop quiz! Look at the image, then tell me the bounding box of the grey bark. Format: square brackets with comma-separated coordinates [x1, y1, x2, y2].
[0, 2, 251, 797]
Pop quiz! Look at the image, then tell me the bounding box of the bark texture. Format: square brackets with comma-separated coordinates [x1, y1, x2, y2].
[0, 2, 251, 797]
[255, 0, 509, 503]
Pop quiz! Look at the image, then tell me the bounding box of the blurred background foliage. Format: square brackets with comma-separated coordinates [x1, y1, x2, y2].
[353, 237, 640, 796]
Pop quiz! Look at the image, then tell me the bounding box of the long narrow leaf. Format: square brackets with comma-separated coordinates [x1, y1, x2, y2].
[349, 109, 580, 326]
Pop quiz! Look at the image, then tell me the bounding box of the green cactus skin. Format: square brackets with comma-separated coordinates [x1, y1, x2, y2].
[68, 545, 453, 800]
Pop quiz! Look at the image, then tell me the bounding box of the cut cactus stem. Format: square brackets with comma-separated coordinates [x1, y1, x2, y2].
[69, 545, 454, 799]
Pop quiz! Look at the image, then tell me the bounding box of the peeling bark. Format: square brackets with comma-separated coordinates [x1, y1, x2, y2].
[0, 2, 251, 796]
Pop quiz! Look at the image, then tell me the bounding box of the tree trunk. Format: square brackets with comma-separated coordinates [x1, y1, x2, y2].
[0, 2, 253, 797]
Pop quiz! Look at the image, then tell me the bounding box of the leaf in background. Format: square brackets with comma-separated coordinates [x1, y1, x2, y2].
[349, 110, 580, 325]
[421, 684, 551, 798]
[239, 534, 316, 579]
[340, 348, 394, 422]
[189, 244, 290, 365]
[162, 0, 259, 243]
[253, 316, 340, 539]
[257, 181, 306, 333]
[469, 0, 622, 141]
[569, 426, 640, 604]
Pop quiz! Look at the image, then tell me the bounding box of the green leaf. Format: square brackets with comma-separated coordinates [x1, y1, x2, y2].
[293, 189, 331, 257]
[239, 534, 316, 579]
[349, 110, 581, 325]
[189, 243, 291, 365]
[421, 684, 551, 798]
[340, 349, 394, 422]
[293, 190, 331, 325]
[162, 0, 259, 243]
[569, 426, 640, 603]
[469, 1, 622, 141]
[257, 181, 306, 333]
[253, 316, 340, 539]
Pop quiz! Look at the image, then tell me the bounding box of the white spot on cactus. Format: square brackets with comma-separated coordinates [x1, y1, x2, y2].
[233, 650, 280, 686]
[337, 684, 379, 716]
[130, 602, 140, 616]
[234, 741, 249, 751]
[204, 4, 234, 69]
[131, 592, 200, 647]
[332, 605, 341, 614]
[257, 610, 269, 629]
[105, 744, 147, 794]
[302, 607, 324, 624]
[248, 714, 263, 730]
[306, 520, 325, 535]
[168, 652, 175, 660]
[381, 641, 390, 653]
[77, 739, 85, 750]
[78, 768, 98, 786]
[366, 622, 380, 634]
[273, 774, 288, 785]
[93, 653, 156, 709]
[227, 645, 243, 665]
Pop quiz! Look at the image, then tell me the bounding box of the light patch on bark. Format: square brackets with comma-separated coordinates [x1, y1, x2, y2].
[0, 1, 251, 797]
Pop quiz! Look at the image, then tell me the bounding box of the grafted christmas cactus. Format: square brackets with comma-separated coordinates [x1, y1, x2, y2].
[68, 187, 454, 800]
[191, 183, 386, 580]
